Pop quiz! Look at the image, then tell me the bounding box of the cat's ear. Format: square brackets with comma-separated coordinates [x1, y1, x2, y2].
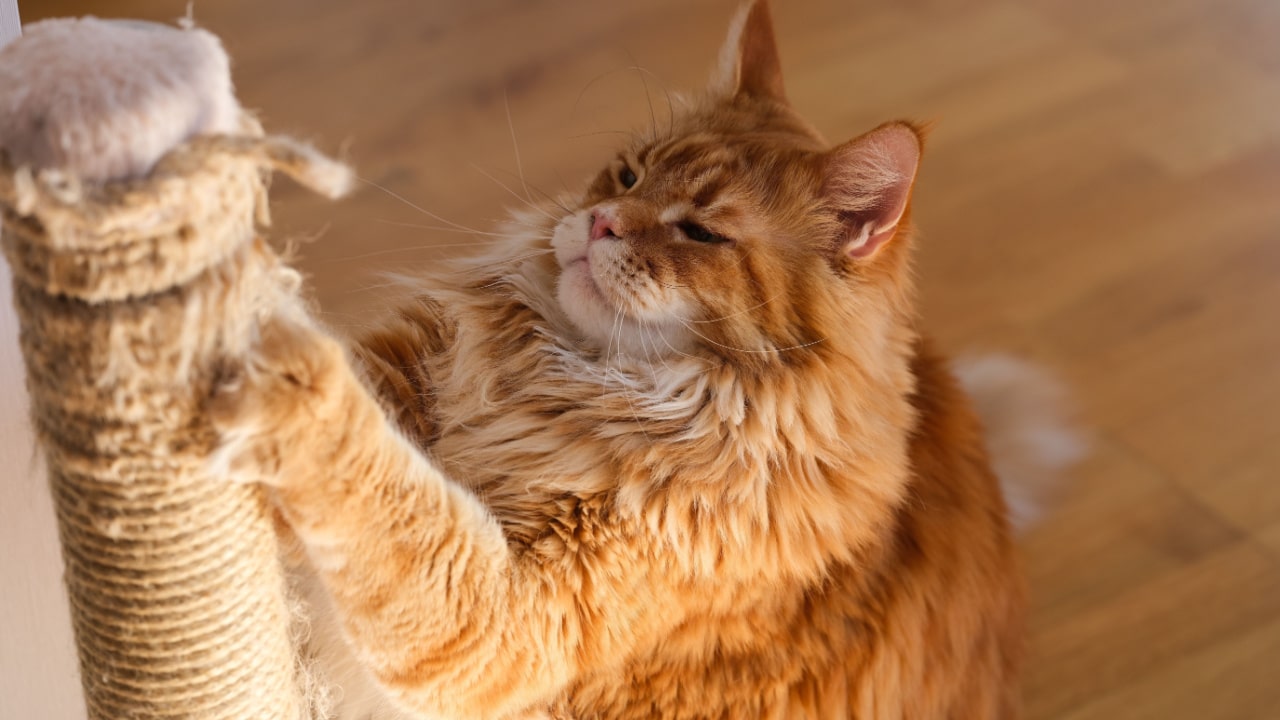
[712, 0, 787, 102]
[824, 122, 923, 260]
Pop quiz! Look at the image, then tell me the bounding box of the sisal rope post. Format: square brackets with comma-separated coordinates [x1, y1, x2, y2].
[0, 133, 350, 719]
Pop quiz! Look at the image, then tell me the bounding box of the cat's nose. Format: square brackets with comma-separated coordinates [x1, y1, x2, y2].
[589, 210, 620, 242]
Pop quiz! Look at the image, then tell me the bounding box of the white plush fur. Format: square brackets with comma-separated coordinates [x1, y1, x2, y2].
[953, 354, 1088, 531]
[0, 17, 239, 181]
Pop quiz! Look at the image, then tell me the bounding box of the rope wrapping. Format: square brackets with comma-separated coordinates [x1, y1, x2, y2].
[1, 133, 350, 719]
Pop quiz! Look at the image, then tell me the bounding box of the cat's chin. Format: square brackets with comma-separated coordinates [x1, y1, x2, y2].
[562, 257, 609, 307]
[555, 264, 692, 360]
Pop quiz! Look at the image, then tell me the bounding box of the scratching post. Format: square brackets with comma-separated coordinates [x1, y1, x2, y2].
[0, 19, 351, 720]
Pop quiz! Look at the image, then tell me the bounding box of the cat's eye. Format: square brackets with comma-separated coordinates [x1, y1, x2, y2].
[678, 221, 729, 244]
[619, 165, 638, 189]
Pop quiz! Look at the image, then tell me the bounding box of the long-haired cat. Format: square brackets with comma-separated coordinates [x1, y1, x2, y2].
[212, 2, 1032, 717]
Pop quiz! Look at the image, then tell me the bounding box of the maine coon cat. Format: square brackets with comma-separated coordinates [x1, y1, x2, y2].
[211, 2, 1029, 717]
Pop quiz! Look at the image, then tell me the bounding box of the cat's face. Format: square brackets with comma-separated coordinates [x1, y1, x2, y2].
[551, 113, 828, 360]
[550, 1, 922, 367]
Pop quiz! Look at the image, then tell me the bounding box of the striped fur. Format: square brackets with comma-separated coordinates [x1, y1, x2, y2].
[210, 2, 1025, 717]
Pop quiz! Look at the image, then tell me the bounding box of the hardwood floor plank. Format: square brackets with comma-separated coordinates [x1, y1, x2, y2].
[1026, 543, 1280, 718]
[1057, 614, 1280, 720]
[1021, 437, 1243, 628]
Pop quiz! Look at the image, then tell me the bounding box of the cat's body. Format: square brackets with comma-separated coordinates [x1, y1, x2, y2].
[212, 3, 1028, 717]
[343, 271, 1024, 719]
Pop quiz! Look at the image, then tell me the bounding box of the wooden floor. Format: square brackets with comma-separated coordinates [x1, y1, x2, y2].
[29, 1, 1280, 717]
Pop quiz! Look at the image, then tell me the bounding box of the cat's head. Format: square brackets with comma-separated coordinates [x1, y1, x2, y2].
[550, 0, 922, 369]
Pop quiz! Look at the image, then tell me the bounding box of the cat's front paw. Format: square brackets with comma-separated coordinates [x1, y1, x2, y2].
[208, 318, 352, 485]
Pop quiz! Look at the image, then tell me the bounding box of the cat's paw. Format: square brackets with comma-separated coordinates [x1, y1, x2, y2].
[208, 318, 351, 485]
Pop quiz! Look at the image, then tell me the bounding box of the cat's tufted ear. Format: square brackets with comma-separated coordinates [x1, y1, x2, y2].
[824, 122, 923, 260]
[712, 0, 786, 102]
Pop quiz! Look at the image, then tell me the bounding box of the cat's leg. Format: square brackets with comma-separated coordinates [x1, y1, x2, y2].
[209, 318, 662, 719]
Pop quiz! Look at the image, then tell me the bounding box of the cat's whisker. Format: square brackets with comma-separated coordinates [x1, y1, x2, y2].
[606, 308, 653, 441]
[653, 280, 692, 290]
[647, 321, 706, 365]
[326, 218, 553, 262]
[572, 65, 651, 126]
[359, 176, 491, 236]
[345, 278, 421, 294]
[470, 164, 561, 224]
[676, 318, 827, 355]
[654, 245, 750, 293]
[623, 52, 659, 144]
[566, 129, 634, 141]
[689, 294, 780, 324]
[454, 254, 557, 288]
[607, 310, 631, 377]
[374, 219, 530, 240]
[487, 214, 560, 236]
[453, 249, 556, 273]
[623, 61, 677, 144]
[487, 166, 576, 215]
[326, 241, 547, 263]
[502, 90, 534, 205]
[552, 168, 580, 203]
[640, 323, 675, 376]
[314, 312, 386, 334]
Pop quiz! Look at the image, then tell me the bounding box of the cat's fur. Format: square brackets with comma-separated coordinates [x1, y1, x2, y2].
[211, 2, 1027, 717]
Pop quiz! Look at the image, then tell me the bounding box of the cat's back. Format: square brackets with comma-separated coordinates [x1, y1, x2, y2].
[834, 341, 1025, 718]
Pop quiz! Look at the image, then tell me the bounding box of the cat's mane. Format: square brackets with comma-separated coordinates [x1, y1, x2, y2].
[354, 196, 917, 587]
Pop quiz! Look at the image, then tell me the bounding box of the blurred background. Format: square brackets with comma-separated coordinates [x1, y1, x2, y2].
[5, 0, 1280, 717]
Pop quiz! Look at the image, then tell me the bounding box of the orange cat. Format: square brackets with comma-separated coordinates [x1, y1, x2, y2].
[211, 2, 1026, 717]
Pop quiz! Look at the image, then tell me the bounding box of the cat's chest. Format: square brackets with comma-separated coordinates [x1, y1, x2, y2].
[424, 363, 747, 515]
[424, 365, 630, 494]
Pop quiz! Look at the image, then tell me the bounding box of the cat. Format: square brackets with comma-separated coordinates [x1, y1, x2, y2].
[210, 2, 1032, 717]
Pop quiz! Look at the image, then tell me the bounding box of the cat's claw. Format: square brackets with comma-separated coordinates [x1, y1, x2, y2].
[207, 318, 350, 485]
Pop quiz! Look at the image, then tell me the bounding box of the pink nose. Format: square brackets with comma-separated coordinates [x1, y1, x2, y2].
[590, 210, 619, 241]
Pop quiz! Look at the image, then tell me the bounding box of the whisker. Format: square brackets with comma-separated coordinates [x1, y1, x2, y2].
[325, 220, 551, 262]
[359, 176, 490, 236]
[609, 310, 629, 375]
[375, 219, 525, 239]
[624, 51, 658, 143]
[648, 321, 705, 364]
[329, 244, 482, 262]
[677, 319, 827, 355]
[502, 89, 533, 204]
[452, 249, 556, 275]
[345, 278, 417, 294]
[553, 169, 579, 200]
[488, 166, 575, 215]
[607, 309, 653, 441]
[572, 65, 644, 122]
[641, 323, 674, 375]
[626, 64, 677, 139]
[470, 164, 561, 223]
[566, 129, 634, 140]
[689, 294, 780, 324]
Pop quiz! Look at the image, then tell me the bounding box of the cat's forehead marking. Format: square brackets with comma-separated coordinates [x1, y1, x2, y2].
[691, 172, 730, 209]
[651, 137, 736, 174]
[634, 135, 744, 213]
[659, 203, 693, 225]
